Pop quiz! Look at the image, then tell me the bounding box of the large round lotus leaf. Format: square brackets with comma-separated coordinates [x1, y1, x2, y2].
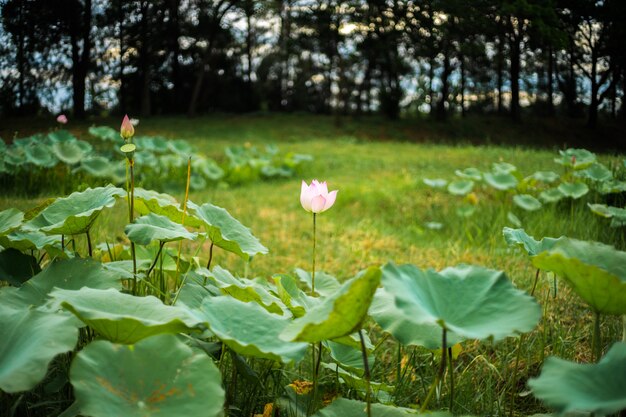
[529, 342, 626, 415]
[447, 180, 474, 196]
[599, 180, 626, 195]
[206, 266, 286, 314]
[587, 203, 626, 224]
[51, 140, 85, 165]
[133, 150, 158, 168]
[189, 175, 207, 190]
[189, 296, 308, 363]
[484, 172, 518, 191]
[326, 333, 374, 374]
[532, 238, 626, 315]
[455, 167, 483, 181]
[24, 185, 125, 235]
[502, 228, 562, 256]
[75, 140, 93, 154]
[193, 157, 224, 181]
[48, 130, 76, 143]
[189, 201, 268, 261]
[70, 334, 225, 417]
[159, 154, 186, 168]
[558, 182, 589, 199]
[109, 162, 127, 184]
[539, 187, 565, 203]
[281, 267, 381, 343]
[52, 287, 201, 344]
[4, 146, 25, 166]
[423, 178, 447, 188]
[507, 211, 522, 228]
[576, 163, 612, 182]
[456, 204, 476, 218]
[381, 263, 541, 341]
[312, 398, 450, 417]
[0, 308, 78, 393]
[0, 248, 40, 286]
[294, 268, 341, 297]
[513, 194, 542, 211]
[23, 144, 57, 168]
[88, 126, 118, 142]
[530, 171, 560, 183]
[0, 258, 122, 311]
[0, 208, 23, 236]
[125, 213, 198, 246]
[369, 288, 462, 349]
[168, 139, 194, 156]
[492, 162, 517, 174]
[0, 230, 61, 252]
[80, 156, 112, 177]
[134, 188, 202, 228]
[554, 148, 596, 170]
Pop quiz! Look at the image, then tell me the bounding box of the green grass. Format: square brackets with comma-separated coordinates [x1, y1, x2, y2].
[1, 113, 625, 415]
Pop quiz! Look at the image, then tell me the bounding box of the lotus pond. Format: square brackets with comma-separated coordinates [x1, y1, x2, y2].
[1, 115, 626, 417]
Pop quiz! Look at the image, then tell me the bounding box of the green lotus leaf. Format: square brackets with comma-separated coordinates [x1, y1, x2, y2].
[369, 288, 462, 349]
[558, 182, 589, 199]
[492, 162, 517, 174]
[81, 156, 112, 177]
[4, 146, 25, 166]
[294, 268, 341, 297]
[530, 171, 560, 183]
[576, 163, 612, 182]
[507, 211, 522, 227]
[281, 267, 381, 343]
[48, 129, 76, 143]
[51, 140, 85, 165]
[598, 180, 626, 195]
[70, 334, 224, 417]
[125, 213, 198, 246]
[175, 274, 220, 311]
[168, 139, 194, 156]
[193, 157, 224, 181]
[0, 308, 78, 393]
[273, 273, 315, 318]
[532, 238, 626, 315]
[0, 230, 61, 252]
[424, 221, 444, 230]
[554, 148, 596, 170]
[75, 140, 93, 154]
[484, 172, 518, 191]
[189, 201, 267, 261]
[134, 188, 203, 228]
[513, 194, 542, 211]
[23, 144, 57, 168]
[88, 126, 118, 142]
[502, 228, 562, 256]
[423, 178, 448, 188]
[189, 296, 308, 363]
[529, 342, 626, 415]
[189, 175, 207, 190]
[588, 204, 626, 227]
[455, 167, 483, 181]
[159, 154, 186, 168]
[0, 208, 24, 236]
[447, 180, 474, 196]
[24, 185, 125, 235]
[0, 258, 122, 311]
[312, 398, 445, 417]
[456, 205, 476, 218]
[206, 266, 285, 314]
[0, 248, 40, 286]
[52, 287, 202, 344]
[539, 187, 565, 203]
[318, 365, 395, 402]
[326, 338, 374, 375]
[381, 263, 541, 341]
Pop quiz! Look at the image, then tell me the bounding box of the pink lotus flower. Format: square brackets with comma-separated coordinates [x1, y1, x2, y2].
[300, 180, 338, 213]
[56, 114, 68, 124]
[120, 114, 135, 140]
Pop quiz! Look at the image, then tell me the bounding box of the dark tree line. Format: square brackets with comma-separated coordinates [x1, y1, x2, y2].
[1, 0, 626, 128]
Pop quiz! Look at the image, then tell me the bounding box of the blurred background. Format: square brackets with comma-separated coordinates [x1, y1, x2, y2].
[0, 0, 625, 131]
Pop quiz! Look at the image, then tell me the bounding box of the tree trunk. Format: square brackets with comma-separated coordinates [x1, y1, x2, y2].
[509, 34, 521, 121]
[496, 33, 504, 114]
[437, 48, 451, 121]
[118, 0, 126, 114]
[587, 48, 599, 129]
[547, 45, 554, 116]
[169, 0, 181, 111]
[460, 55, 466, 117]
[139, 0, 151, 117]
[16, 1, 25, 113]
[71, 0, 91, 119]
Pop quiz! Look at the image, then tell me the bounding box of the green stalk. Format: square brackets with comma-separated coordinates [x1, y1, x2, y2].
[447, 347, 454, 413]
[128, 157, 137, 294]
[85, 229, 93, 258]
[359, 330, 372, 417]
[146, 241, 165, 280]
[420, 328, 447, 412]
[311, 212, 317, 295]
[206, 241, 215, 269]
[592, 311, 601, 362]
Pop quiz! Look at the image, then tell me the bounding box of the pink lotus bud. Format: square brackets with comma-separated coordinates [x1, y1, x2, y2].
[300, 180, 338, 213]
[56, 114, 68, 124]
[120, 114, 135, 140]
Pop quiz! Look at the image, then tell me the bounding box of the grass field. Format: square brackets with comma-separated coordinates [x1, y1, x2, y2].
[2, 113, 625, 416]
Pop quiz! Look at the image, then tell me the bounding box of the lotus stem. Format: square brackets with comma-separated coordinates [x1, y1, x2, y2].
[146, 241, 165, 280]
[448, 347, 454, 412]
[530, 268, 540, 297]
[174, 157, 192, 293]
[310, 341, 323, 415]
[421, 328, 447, 412]
[85, 230, 92, 258]
[206, 241, 214, 270]
[592, 311, 601, 362]
[128, 157, 137, 294]
[311, 213, 317, 295]
[359, 330, 372, 417]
